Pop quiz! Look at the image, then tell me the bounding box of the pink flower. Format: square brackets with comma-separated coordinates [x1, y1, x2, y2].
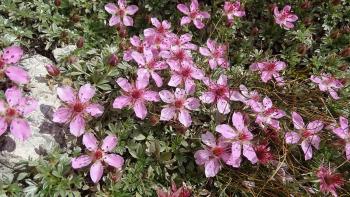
[113, 77, 160, 120]
[159, 88, 200, 127]
[167, 62, 204, 94]
[223, 1, 245, 24]
[199, 39, 229, 69]
[162, 33, 197, 51]
[310, 74, 344, 100]
[0, 45, 30, 84]
[316, 166, 344, 197]
[200, 75, 240, 114]
[123, 36, 147, 61]
[0, 87, 37, 141]
[160, 47, 193, 69]
[131, 49, 167, 87]
[285, 112, 323, 160]
[156, 182, 191, 197]
[250, 60, 286, 85]
[53, 84, 104, 137]
[194, 132, 231, 177]
[71, 133, 124, 183]
[232, 85, 261, 108]
[215, 112, 258, 167]
[177, 0, 210, 29]
[273, 5, 298, 30]
[331, 116, 350, 160]
[254, 143, 273, 165]
[251, 97, 285, 130]
[105, 0, 139, 27]
[45, 64, 60, 76]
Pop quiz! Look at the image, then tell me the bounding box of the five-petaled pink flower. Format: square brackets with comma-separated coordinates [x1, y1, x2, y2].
[310, 74, 344, 100]
[200, 75, 239, 114]
[316, 166, 344, 197]
[163, 33, 198, 51]
[194, 132, 231, 177]
[131, 49, 167, 87]
[0, 45, 30, 84]
[71, 133, 124, 183]
[144, 18, 172, 43]
[113, 77, 160, 120]
[223, 1, 245, 25]
[177, 0, 210, 29]
[232, 84, 261, 108]
[250, 60, 286, 85]
[123, 36, 148, 61]
[105, 0, 139, 27]
[251, 97, 285, 130]
[159, 88, 200, 127]
[53, 84, 104, 137]
[331, 116, 350, 160]
[216, 112, 258, 167]
[273, 5, 298, 30]
[285, 112, 324, 160]
[0, 87, 37, 141]
[199, 39, 229, 69]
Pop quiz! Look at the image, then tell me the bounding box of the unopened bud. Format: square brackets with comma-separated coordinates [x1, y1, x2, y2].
[45, 64, 60, 76]
[340, 47, 350, 57]
[76, 37, 84, 48]
[330, 30, 341, 39]
[107, 54, 119, 67]
[54, 0, 61, 7]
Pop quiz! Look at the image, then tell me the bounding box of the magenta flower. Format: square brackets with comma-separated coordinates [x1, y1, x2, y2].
[310, 74, 344, 100]
[105, 0, 139, 27]
[0, 45, 30, 84]
[273, 5, 298, 30]
[285, 112, 324, 160]
[316, 166, 344, 197]
[223, 1, 245, 24]
[131, 49, 167, 87]
[199, 39, 229, 69]
[331, 116, 350, 160]
[167, 62, 204, 94]
[215, 112, 258, 167]
[159, 88, 200, 127]
[177, 0, 210, 29]
[113, 77, 160, 120]
[53, 84, 104, 137]
[123, 36, 147, 61]
[71, 133, 124, 183]
[194, 132, 231, 177]
[200, 75, 239, 114]
[0, 87, 37, 141]
[250, 60, 286, 85]
[251, 97, 285, 130]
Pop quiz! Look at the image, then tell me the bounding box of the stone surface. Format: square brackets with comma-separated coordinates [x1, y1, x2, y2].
[0, 55, 65, 164]
[52, 45, 77, 62]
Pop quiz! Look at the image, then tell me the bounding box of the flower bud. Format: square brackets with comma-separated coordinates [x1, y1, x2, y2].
[76, 37, 84, 48]
[331, 0, 341, 5]
[149, 115, 159, 126]
[330, 30, 341, 39]
[107, 54, 119, 67]
[45, 64, 60, 76]
[250, 27, 259, 36]
[297, 44, 309, 56]
[54, 0, 61, 7]
[340, 47, 350, 57]
[301, 1, 312, 10]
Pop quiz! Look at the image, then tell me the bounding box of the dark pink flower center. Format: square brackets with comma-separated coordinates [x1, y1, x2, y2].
[73, 103, 85, 113]
[131, 90, 142, 99]
[265, 63, 276, 71]
[174, 100, 184, 109]
[301, 130, 312, 138]
[137, 46, 144, 53]
[175, 50, 185, 61]
[189, 11, 198, 19]
[94, 149, 104, 160]
[214, 86, 227, 97]
[212, 146, 224, 157]
[6, 108, 17, 117]
[157, 26, 165, 34]
[180, 68, 192, 77]
[238, 133, 249, 141]
[324, 174, 344, 187]
[264, 107, 278, 116]
[118, 9, 125, 16]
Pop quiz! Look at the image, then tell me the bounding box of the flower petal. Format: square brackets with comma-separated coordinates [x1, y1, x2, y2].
[215, 124, 236, 139]
[5, 86, 22, 107]
[143, 91, 160, 102]
[204, 159, 221, 177]
[126, 5, 138, 15]
[104, 3, 117, 14]
[184, 97, 200, 110]
[243, 144, 258, 164]
[217, 98, 230, 114]
[82, 133, 98, 151]
[292, 112, 305, 130]
[160, 107, 176, 121]
[10, 118, 31, 141]
[201, 132, 216, 147]
[116, 78, 132, 92]
[194, 149, 211, 165]
[101, 135, 118, 152]
[159, 90, 175, 103]
[90, 161, 104, 183]
[178, 109, 192, 127]
[57, 86, 76, 104]
[79, 84, 96, 103]
[71, 155, 92, 169]
[113, 96, 131, 109]
[285, 131, 300, 144]
[5, 66, 30, 84]
[104, 154, 124, 169]
[133, 100, 147, 119]
[301, 140, 313, 160]
[52, 107, 73, 123]
[69, 114, 85, 137]
[85, 104, 104, 117]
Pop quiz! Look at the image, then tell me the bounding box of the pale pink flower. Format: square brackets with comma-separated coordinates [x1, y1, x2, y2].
[167, 62, 204, 94]
[131, 49, 167, 87]
[223, 1, 245, 24]
[250, 60, 286, 85]
[310, 74, 344, 100]
[160, 47, 193, 69]
[194, 132, 231, 177]
[123, 36, 147, 61]
[53, 84, 104, 137]
[316, 166, 344, 197]
[71, 133, 124, 183]
[105, 0, 139, 27]
[273, 5, 298, 30]
[231, 84, 261, 108]
[215, 112, 258, 167]
[159, 88, 200, 127]
[177, 0, 210, 29]
[251, 97, 285, 130]
[200, 75, 240, 114]
[162, 33, 197, 51]
[199, 39, 229, 69]
[285, 112, 324, 160]
[0, 87, 37, 141]
[331, 116, 350, 160]
[0, 45, 30, 84]
[144, 18, 172, 40]
[113, 77, 159, 120]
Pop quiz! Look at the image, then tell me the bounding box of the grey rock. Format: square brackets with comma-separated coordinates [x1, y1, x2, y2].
[52, 45, 77, 62]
